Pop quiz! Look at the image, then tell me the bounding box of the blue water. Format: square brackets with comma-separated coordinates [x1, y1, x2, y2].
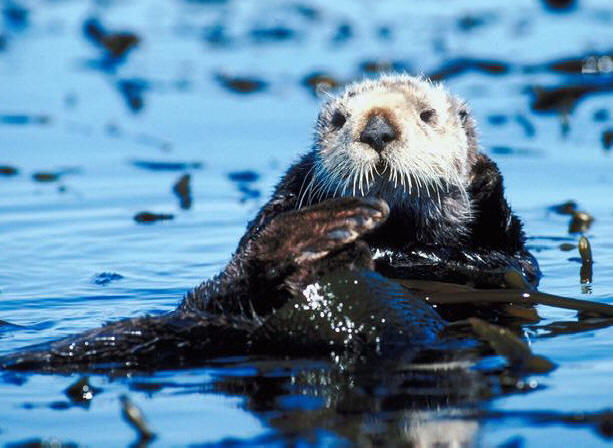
[2, 0, 613, 446]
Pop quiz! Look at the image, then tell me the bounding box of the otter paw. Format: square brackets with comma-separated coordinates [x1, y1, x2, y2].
[255, 197, 389, 265]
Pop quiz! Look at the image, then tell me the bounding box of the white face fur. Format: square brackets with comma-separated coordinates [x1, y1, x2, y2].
[302, 75, 475, 210]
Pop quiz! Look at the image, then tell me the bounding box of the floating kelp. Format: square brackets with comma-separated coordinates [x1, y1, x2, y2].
[467, 318, 555, 373]
[228, 170, 259, 182]
[31, 167, 79, 183]
[102, 33, 140, 59]
[249, 26, 297, 43]
[32, 172, 60, 182]
[0, 114, 50, 125]
[117, 78, 149, 113]
[331, 22, 353, 45]
[0, 165, 18, 176]
[132, 160, 202, 171]
[397, 275, 613, 318]
[579, 236, 593, 284]
[359, 59, 409, 75]
[541, 0, 577, 11]
[173, 173, 192, 209]
[120, 395, 155, 443]
[133, 212, 174, 223]
[83, 17, 140, 60]
[530, 83, 613, 114]
[560, 242, 577, 251]
[302, 72, 342, 96]
[569, 211, 594, 233]
[429, 58, 509, 81]
[549, 200, 577, 215]
[540, 54, 613, 75]
[215, 74, 268, 94]
[93, 272, 124, 286]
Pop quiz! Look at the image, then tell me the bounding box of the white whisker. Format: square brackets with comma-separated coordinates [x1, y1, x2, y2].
[296, 164, 316, 209]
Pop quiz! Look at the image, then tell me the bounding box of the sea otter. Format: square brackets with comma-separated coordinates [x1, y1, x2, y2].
[2, 75, 540, 372]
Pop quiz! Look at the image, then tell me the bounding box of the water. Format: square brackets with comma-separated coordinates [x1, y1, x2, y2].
[1, 0, 613, 446]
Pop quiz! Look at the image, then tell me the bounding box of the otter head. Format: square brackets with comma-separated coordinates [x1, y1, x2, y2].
[304, 75, 477, 216]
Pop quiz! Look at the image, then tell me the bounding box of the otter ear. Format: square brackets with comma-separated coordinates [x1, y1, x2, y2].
[455, 100, 478, 153]
[455, 99, 471, 126]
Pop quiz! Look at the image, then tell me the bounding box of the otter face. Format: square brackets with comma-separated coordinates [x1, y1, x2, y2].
[305, 75, 476, 209]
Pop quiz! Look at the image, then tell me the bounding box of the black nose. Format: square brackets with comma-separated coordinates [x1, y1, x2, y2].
[359, 114, 397, 153]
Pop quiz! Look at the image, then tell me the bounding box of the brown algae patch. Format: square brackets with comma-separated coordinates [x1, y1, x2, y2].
[569, 211, 594, 234]
[579, 236, 593, 284]
[215, 74, 268, 94]
[32, 172, 61, 182]
[134, 212, 174, 224]
[468, 318, 555, 373]
[0, 165, 19, 176]
[83, 17, 140, 60]
[173, 174, 192, 210]
[120, 395, 155, 443]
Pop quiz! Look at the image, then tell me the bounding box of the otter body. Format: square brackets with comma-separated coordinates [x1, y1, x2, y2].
[2, 75, 539, 372]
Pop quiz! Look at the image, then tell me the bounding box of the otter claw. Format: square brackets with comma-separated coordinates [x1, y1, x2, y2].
[347, 209, 381, 229]
[357, 197, 390, 217]
[327, 228, 356, 242]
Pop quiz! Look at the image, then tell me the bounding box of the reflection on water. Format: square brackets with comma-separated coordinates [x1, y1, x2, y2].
[2, 0, 613, 446]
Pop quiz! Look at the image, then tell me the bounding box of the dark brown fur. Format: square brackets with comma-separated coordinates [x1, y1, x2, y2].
[1, 78, 539, 372]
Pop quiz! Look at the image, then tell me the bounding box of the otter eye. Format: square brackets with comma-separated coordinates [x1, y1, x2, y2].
[420, 109, 436, 123]
[330, 110, 346, 129]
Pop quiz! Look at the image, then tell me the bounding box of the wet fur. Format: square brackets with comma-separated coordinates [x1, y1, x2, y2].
[2, 75, 539, 372]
